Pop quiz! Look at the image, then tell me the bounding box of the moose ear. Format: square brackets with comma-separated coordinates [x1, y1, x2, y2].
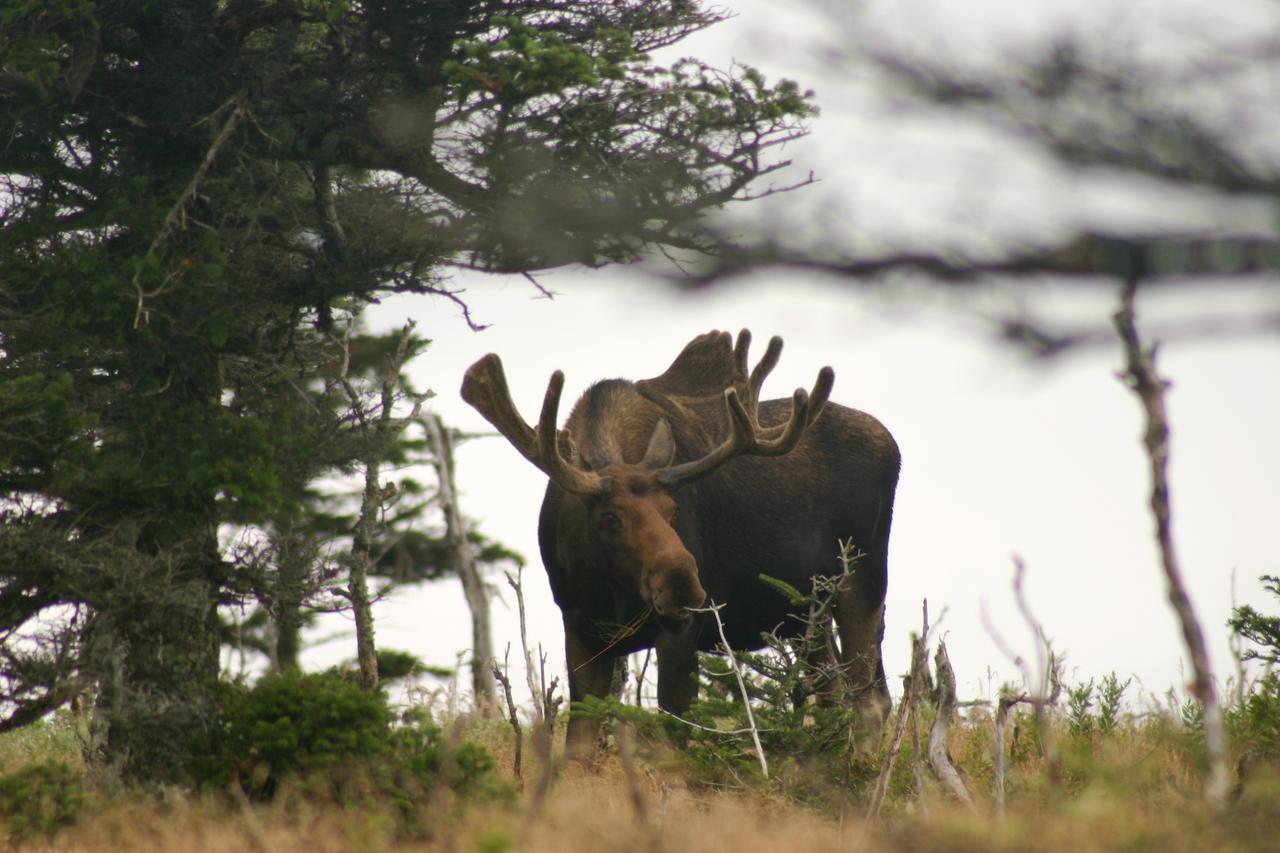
[557, 432, 582, 466]
[640, 419, 677, 469]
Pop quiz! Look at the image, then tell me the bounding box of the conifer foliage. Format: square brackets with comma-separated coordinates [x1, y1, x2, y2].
[0, 0, 812, 781]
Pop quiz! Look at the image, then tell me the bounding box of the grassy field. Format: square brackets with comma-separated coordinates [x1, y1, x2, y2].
[2, 679, 1278, 852]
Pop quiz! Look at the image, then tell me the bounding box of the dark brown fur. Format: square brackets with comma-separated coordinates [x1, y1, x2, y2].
[527, 336, 901, 758]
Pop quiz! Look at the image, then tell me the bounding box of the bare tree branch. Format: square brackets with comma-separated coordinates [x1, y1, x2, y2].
[691, 601, 769, 779]
[1113, 278, 1230, 811]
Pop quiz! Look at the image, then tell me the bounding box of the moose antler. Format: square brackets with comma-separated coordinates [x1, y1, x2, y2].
[637, 328, 782, 422]
[461, 354, 605, 495]
[655, 362, 834, 489]
[733, 329, 782, 409]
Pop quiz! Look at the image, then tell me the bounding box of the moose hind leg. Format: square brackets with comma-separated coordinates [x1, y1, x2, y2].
[833, 575, 891, 747]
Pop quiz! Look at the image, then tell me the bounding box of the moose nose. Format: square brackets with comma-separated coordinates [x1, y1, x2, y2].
[645, 551, 706, 618]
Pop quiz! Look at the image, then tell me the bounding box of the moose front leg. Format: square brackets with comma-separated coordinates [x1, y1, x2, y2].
[563, 628, 617, 761]
[654, 623, 700, 715]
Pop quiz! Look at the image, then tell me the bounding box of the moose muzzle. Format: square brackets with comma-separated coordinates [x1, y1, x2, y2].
[642, 549, 707, 618]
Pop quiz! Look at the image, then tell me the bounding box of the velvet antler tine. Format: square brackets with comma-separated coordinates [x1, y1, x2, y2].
[657, 346, 831, 489]
[758, 388, 810, 453]
[462, 356, 603, 495]
[535, 368, 605, 495]
[733, 329, 752, 383]
[461, 354, 536, 455]
[657, 388, 749, 486]
[749, 335, 783, 401]
[759, 365, 834, 441]
[537, 370, 566, 459]
[808, 366, 835, 425]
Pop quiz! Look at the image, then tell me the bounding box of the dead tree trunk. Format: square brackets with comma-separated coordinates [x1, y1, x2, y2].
[425, 414, 496, 715]
[349, 457, 384, 691]
[342, 322, 425, 691]
[1114, 278, 1230, 811]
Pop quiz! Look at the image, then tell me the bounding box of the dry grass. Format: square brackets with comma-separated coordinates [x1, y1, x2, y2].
[5, 715, 1277, 853]
[4, 694, 1280, 852]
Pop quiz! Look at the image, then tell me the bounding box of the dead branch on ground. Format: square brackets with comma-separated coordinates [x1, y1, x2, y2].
[928, 640, 976, 811]
[866, 600, 930, 821]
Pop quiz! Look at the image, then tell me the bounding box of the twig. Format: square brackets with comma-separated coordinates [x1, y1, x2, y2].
[658, 708, 768, 737]
[691, 601, 768, 778]
[504, 567, 542, 717]
[866, 600, 930, 821]
[521, 271, 559, 300]
[132, 92, 248, 328]
[491, 646, 523, 785]
[506, 567, 562, 821]
[634, 649, 652, 707]
[994, 687, 1024, 821]
[526, 662, 562, 821]
[1012, 557, 1062, 783]
[1114, 277, 1230, 811]
[983, 557, 1063, 800]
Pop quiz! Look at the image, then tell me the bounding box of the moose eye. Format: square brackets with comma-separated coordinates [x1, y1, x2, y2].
[599, 510, 621, 529]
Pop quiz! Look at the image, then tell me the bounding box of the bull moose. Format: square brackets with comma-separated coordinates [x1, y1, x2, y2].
[461, 329, 900, 758]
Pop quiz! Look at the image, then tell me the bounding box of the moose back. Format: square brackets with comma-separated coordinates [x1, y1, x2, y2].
[462, 329, 900, 757]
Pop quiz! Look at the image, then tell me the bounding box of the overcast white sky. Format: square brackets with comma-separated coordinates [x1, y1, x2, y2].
[304, 0, 1280, 710]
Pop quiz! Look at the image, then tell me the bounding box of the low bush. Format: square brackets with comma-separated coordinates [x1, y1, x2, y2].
[0, 761, 86, 844]
[194, 670, 511, 840]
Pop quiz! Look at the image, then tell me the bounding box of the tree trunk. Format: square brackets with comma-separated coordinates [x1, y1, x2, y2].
[425, 415, 496, 715]
[350, 463, 382, 691]
[271, 524, 310, 675]
[82, 350, 229, 784]
[85, 531, 223, 783]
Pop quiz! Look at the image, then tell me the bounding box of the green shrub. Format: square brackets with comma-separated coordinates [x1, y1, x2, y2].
[199, 670, 511, 839]
[0, 709, 87, 774]
[0, 761, 85, 843]
[573, 647, 876, 813]
[1066, 679, 1095, 739]
[391, 708, 511, 800]
[1227, 575, 1280, 759]
[1096, 672, 1131, 736]
[1229, 575, 1280, 666]
[1229, 672, 1280, 758]
[216, 671, 391, 792]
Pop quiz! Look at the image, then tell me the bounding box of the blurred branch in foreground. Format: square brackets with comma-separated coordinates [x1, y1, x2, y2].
[677, 3, 1280, 357]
